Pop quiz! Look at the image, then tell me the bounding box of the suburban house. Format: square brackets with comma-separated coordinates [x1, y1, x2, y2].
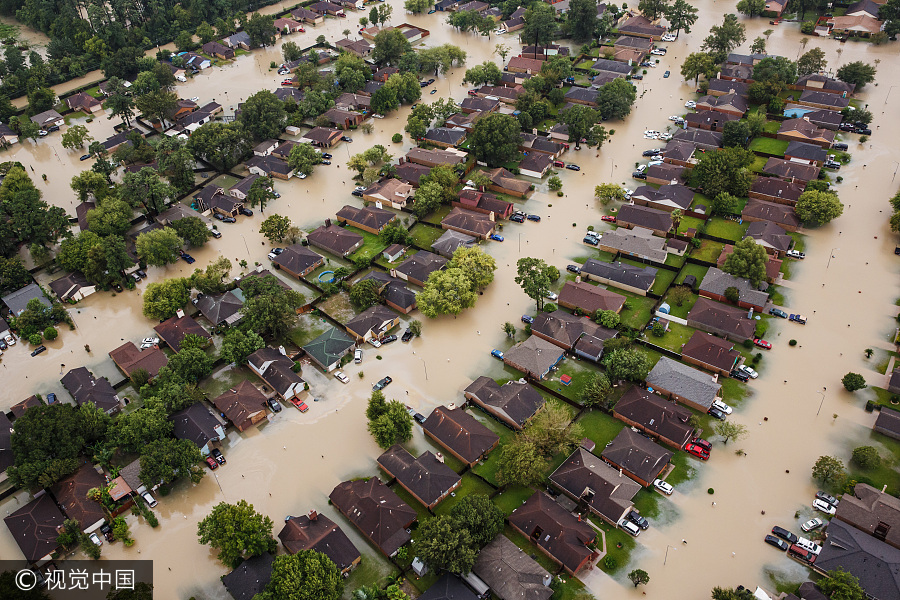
[596, 227, 667, 263]
[395, 251, 447, 287]
[557, 281, 626, 315]
[221, 31, 251, 49]
[684, 110, 740, 132]
[530, 310, 617, 357]
[695, 93, 749, 117]
[792, 73, 855, 95]
[50, 464, 107, 533]
[518, 153, 553, 178]
[0, 122, 19, 145]
[699, 267, 769, 312]
[48, 272, 96, 302]
[212, 380, 269, 432]
[195, 185, 242, 217]
[422, 404, 499, 466]
[310, 0, 345, 15]
[812, 518, 900, 600]
[601, 428, 673, 487]
[874, 407, 900, 441]
[454, 189, 514, 220]
[357, 271, 417, 314]
[707, 79, 749, 97]
[549, 447, 641, 525]
[503, 335, 566, 380]
[195, 290, 244, 327]
[464, 376, 544, 430]
[564, 86, 600, 107]
[253, 139, 279, 157]
[321, 107, 365, 129]
[663, 140, 700, 169]
[335, 92, 371, 111]
[329, 478, 417, 557]
[423, 127, 467, 148]
[797, 90, 850, 111]
[335, 204, 396, 234]
[201, 41, 235, 60]
[30, 109, 64, 129]
[2, 283, 50, 316]
[222, 554, 274, 600]
[508, 492, 598, 575]
[719, 63, 753, 82]
[646, 357, 723, 412]
[475, 84, 526, 104]
[681, 331, 740, 375]
[784, 140, 828, 166]
[377, 445, 461, 509]
[749, 177, 805, 206]
[307, 222, 364, 257]
[279, 512, 361, 575]
[741, 198, 803, 232]
[828, 14, 884, 37]
[474, 535, 552, 600]
[246, 155, 293, 180]
[229, 174, 264, 201]
[302, 327, 356, 372]
[275, 88, 305, 102]
[617, 14, 667, 39]
[66, 92, 101, 113]
[170, 402, 225, 456]
[519, 133, 566, 158]
[795, 107, 844, 131]
[431, 229, 476, 258]
[108, 341, 168, 380]
[777, 117, 837, 149]
[335, 38, 372, 57]
[631, 183, 695, 212]
[395, 162, 431, 187]
[154, 314, 212, 351]
[290, 6, 325, 23]
[61, 367, 121, 415]
[646, 163, 687, 186]
[745, 220, 793, 256]
[613, 386, 695, 449]
[363, 179, 414, 209]
[507, 55, 543, 74]
[580, 259, 658, 296]
[419, 575, 479, 600]
[441, 207, 496, 239]
[833, 483, 900, 550]
[101, 128, 143, 153]
[687, 297, 757, 341]
[613, 34, 653, 52]
[460, 96, 500, 114]
[614, 204, 673, 236]
[10, 395, 42, 420]
[484, 167, 532, 198]
[762, 157, 820, 183]
[272, 244, 325, 279]
[4, 493, 66, 563]
[671, 128, 723, 150]
[302, 127, 343, 148]
[345, 305, 400, 342]
[382, 245, 405, 263]
[405, 146, 467, 168]
[247, 347, 306, 402]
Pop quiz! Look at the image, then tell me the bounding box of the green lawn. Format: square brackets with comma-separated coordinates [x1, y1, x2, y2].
[664, 253, 686, 268]
[650, 268, 678, 297]
[841, 426, 900, 497]
[346, 226, 389, 263]
[749, 137, 789, 156]
[63, 111, 89, 124]
[492, 484, 535, 516]
[768, 285, 786, 307]
[789, 232, 806, 252]
[676, 263, 709, 286]
[665, 450, 699, 486]
[589, 515, 636, 575]
[341, 551, 399, 600]
[690, 239, 724, 263]
[750, 155, 769, 173]
[433, 473, 495, 516]
[549, 357, 602, 405]
[761, 121, 781, 134]
[576, 409, 626, 448]
[316, 290, 357, 323]
[661, 289, 698, 319]
[422, 204, 453, 225]
[288, 313, 329, 348]
[720, 375, 752, 406]
[649, 321, 695, 353]
[409, 223, 444, 249]
[471, 410, 517, 486]
[676, 216, 705, 235]
[705, 218, 749, 242]
[617, 292, 658, 330]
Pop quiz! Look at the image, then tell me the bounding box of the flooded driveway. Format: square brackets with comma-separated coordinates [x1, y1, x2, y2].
[1, 2, 899, 598]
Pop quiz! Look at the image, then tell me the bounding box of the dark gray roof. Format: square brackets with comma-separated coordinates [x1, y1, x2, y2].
[395, 251, 447, 284]
[421, 405, 499, 465]
[785, 140, 827, 162]
[424, 127, 467, 146]
[302, 327, 356, 369]
[278, 513, 360, 570]
[632, 183, 694, 210]
[464, 376, 544, 428]
[170, 403, 221, 449]
[473, 535, 552, 600]
[377, 445, 461, 507]
[431, 229, 476, 257]
[815, 518, 900, 600]
[329, 478, 417, 556]
[646, 357, 722, 409]
[549, 447, 640, 523]
[671, 128, 723, 148]
[503, 335, 566, 379]
[601, 427, 672, 484]
[613, 386, 694, 448]
[2, 283, 48, 316]
[699, 267, 769, 307]
[508, 491, 596, 573]
[4, 493, 65, 562]
[581, 259, 658, 292]
[358, 271, 417, 311]
[272, 244, 324, 275]
[590, 58, 633, 74]
[345, 305, 398, 338]
[222, 553, 274, 600]
[196, 290, 244, 325]
[420, 574, 479, 600]
[745, 220, 793, 252]
[61, 367, 119, 413]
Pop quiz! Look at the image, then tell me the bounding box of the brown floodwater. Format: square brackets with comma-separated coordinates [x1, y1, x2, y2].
[2, 3, 900, 598]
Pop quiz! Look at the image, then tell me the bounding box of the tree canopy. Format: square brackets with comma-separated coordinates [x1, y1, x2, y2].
[239, 91, 287, 141]
[722, 238, 768, 285]
[691, 147, 755, 198]
[795, 190, 844, 226]
[596, 78, 637, 121]
[416, 267, 478, 318]
[258, 551, 343, 600]
[836, 61, 877, 89]
[197, 500, 277, 568]
[468, 113, 521, 167]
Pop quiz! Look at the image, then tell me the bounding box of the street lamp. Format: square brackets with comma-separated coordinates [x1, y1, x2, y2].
[664, 544, 677, 565]
[826, 248, 839, 270]
[816, 390, 826, 416]
[419, 356, 428, 380]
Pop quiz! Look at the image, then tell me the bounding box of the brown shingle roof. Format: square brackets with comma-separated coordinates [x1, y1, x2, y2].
[335, 204, 396, 231]
[377, 445, 461, 507]
[549, 447, 640, 523]
[509, 491, 596, 573]
[329, 478, 417, 556]
[212, 380, 268, 431]
[464, 376, 544, 428]
[688, 297, 757, 340]
[278, 512, 361, 570]
[681, 331, 740, 372]
[50, 463, 107, 531]
[615, 204, 673, 232]
[441, 207, 496, 237]
[474, 535, 552, 600]
[307, 224, 363, 257]
[109, 341, 168, 378]
[557, 281, 626, 314]
[4, 493, 65, 562]
[601, 427, 672, 484]
[421, 405, 499, 465]
[613, 387, 695, 448]
[154, 315, 212, 352]
[742, 198, 802, 229]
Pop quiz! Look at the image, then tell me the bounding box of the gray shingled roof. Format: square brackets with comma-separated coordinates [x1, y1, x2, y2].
[646, 357, 722, 410]
[581, 259, 658, 292]
[699, 267, 769, 307]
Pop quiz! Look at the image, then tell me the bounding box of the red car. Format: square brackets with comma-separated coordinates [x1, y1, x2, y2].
[553, 160, 565, 168]
[753, 338, 772, 349]
[291, 398, 309, 412]
[691, 438, 712, 453]
[685, 443, 710, 461]
[205, 457, 218, 470]
[601, 215, 616, 222]
[468, 90, 479, 96]
[281, 79, 294, 86]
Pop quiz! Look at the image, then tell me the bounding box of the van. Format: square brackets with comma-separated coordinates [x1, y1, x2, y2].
[619, 519, 641, 537]
[788, 544, 816, 564]
[796, 537, 821, 555]
[175, 75, 187, 83]
[141, 491, 158, 508]
[354, 349, 362, 364]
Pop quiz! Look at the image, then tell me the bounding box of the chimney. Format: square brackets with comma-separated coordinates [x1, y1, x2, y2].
[308, 510, 318, 521]
[176, 309, 185, 318]
[447, 402, 457, 410]
[435, 452, 444, 463]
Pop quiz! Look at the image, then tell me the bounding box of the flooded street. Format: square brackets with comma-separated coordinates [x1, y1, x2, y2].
[2, 2, 900, 598]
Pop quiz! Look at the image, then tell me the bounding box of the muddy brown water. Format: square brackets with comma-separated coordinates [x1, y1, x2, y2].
[2, 3, 900, 598]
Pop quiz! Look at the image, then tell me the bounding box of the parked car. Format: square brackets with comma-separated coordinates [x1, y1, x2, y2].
[47, 125, 60, 132]
[691, 437, 712, 452]
[739, 364, 758, 379]
[491, 349, 504, 359]
[267, 397, 282, 412]
[685, 100, 696, 108]
[89, 532, 103, 546]
[797, 537, 822, 555]
[373, 376, 392, 391]
[567, 265, 581, 274]
[211, 448, 226, 465]
[381, 334, 397, 344]
[205, 456, 218, 470]
[643, 131, 659, 139]
[789, 314, 807, 324]
[769, 308, 788, 318]
[369, 337, 382, 348]
[642, 149, 661, 157]
[0, 339, 6, 350]
[815, 491, 839, 507]
[651, 49, 667, 56]
[565, 164, 580, 171]
[708, 406, 727, 421]
[583, 235, 599, 245]
[600, 215, 616, 222]
[824, 160, 841, 169]
[180, 251, 196, 264]
[489, 234, 504, 242]
[352, 189, 364, 197]
[209, 228, 222, 239]
[268, 248, 284, 260]
[401, 329, 414, 343]
[789, 544, 817, 564]
[334, 371, 350, 383]
[291, 398, 309, 412]
[813, 499, 836, 515]
[321, 159, 332, 165]
[731, 368, 750, 381]
[526, 214, 541, 222]
[521, 315, 534, 324]
[31, 345, 47, 357]
[712, 398, 733, 415]
[619, 518, 641, 537]
[659, 132, 673, 140]
[648, 160, 663, 166]
[5, 334, 15, 346]
[544, 291, 558, 301]
[631, 74, 643, 80]
[753, 338, 772, 349]
[341, 135, 353, 142]
[627, 510, 650, 530]
[685, 443, 710, 460]
[663, 70, 670, 78]
[632, 171, 647, 180]
[771, 526, 798, 544]
[239, 207, 253, 217]
[801, 518, 824, 533]
[653, 479, 674, 495]
[510, 214, 525, 222]
[786, 249, 806, 259]
[832, 142, 848, 150]
[855, 127, 872, 135]
[354, 349, 362, 363]
[80, 154, 91, 161]
[322, 153, 333, 159]
[765, 535, 789, 551]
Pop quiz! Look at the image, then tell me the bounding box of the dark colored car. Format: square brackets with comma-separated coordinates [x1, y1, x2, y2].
[627, 510, 650, 530]
[180, 251, 196, 264]
[567, 265, 581, 274]
[136, 269, 147, 278]
[205, 456, 218, 470]
[632, 171, 647, 179]
[351, 189, 364, 197]
[583, 235, 599, 246]
[510, 214, 525, 223]
[213, 213, 226, 221]
[527, 214, 541, 222]
[239, 207, 253, 216]
[708, 406, 727, 421]
[80, 154, 91, 161]
[268, 397, 282, 412]
[47, 125, 60, 132]
[771, 526, 798, 544]
[31, 345, 47, 357]
[322, 153, 333, 159]
[769, 308, 788, 318]
[341, 136, 353, 142]
[631, 74, 643, 80]
[0, 339, 6, 350]
[381, 335, 397, 344]
[832, 142, 848, 150]
[414, 412, 427, 424]
[321, 160, 332, 165]
[222, 216, 236, 223]
[565, 164, 580, 171]
[643, 149, 662, 156]
[731, 369, 750, 381]
[402, 329, 414, 342]
[211, 448, 226, 465]
[856, 128, 872, 135]
[765, 535, 789, 551]
[521, 315, 534, 324]
[373, 376, 393, 391]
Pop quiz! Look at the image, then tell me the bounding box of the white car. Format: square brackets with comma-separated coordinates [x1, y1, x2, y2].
[653, 479, 674, 495]
[372, 114, 385, 119]
[648, 160, 663, 167]
[297, 172, 308, 179]
[635, 164, 648, 173]
[334, 371, 349, 384]
[712, 398, 733, 414]
[545, 291, 558, 301]
[668, 115, 682, 122]
[813, 499, 836, 515]
[619, 519, 641, 537]
[651, 154, 664, 161]
[801, 518, 824, 532]
[644, 130, 660, 138]
[739, 365, 758, 379]
[141, 491, 158, 507]
[368, 338, 382, 348]
[651, 49, 667, 56]
[685, 100, 696, 108]
[624, 189, 634, 200]
[89, 532, 103, 546]
[5, 334, 15, 346]
[661, 34, 676, 41]
[786, 249, 806, 259]
[659, 132, 673, 141]
[796, 537, 822, 555]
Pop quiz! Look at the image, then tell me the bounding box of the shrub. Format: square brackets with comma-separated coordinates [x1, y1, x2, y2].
[28, 333, 42, 345]
[543, 302, 557, 312]
[789, 339, 797, 346]
[851, 446, 880, 469]
[557, 191, 563, 196]
[742, 339, 753, 349]
[603, 555, 617, 570]
[860, 135, 868, 144]
[708, 488, 714, 494]
[392, 133, 403, 143]
[43, 326, 58, 340]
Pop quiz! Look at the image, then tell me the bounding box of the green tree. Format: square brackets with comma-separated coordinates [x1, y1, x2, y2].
[282, 41, 303, 63]
[239, 91, 287, 141]
[568, 0, 598, 42]
[681, 52, 718, 84]
[412, 181, 444, 218]
[350, 279, 381, 309]
[259, 551, 343, 600]
[28, 87, 56, 114]
[245, 13, 276, 48]
[416, 268, 477, 318]
[629, 569, 650, 588]
[142, 277, 191, 320]
[241, 280, 305, 341]
[373, 29, 412, 65]
[83, 197, 132, 237]
[220, 329, 265, 365]
[596, 78, 637, 121]
[722, 238, 768, 285]
[135, 88, 177, 126]
[109, 408, 172, 453]
[415, 515, 477, 574]
[818, 568, 866, 600]
[368, 400, 414, 448]
[409, 320, 422, 337]
[797, 47, 827, 76]
[260, 214, 292, 243]
[795, 190, 844, 226]
[379, 223, 412, 246]
[496, 438, 549, 487]
[121, 167, 175, 217]
[197, 500, 277, 568]
[736, 0, 766, 16]
[582, 372, 612, 407]
[155, 137, 196, 193]
[61, 125, 93, 150]
[710, 192, 742, 216]
[462, 61, 504, 86]
[0, 257, 32, 294]
[139, 437, 203, 487]
[187, 122, 251, 171]
[750, 37, 767, 55]
[881, 0, 900, 37]
[522, 2, 556, 50]
[562, 104, 600, 146]
[405, 116, 427, 140]
[851, 445, 880, 469]
[692, 147, 755, 198]
[166, 347, 214, 383]
[724, 286, 740, 303]
[405, 0, 432, 13]
[595, 183, 626, 205]
[136, 227, 183, 267]
[170, 216, 211, 248]
[468, 112, 523, 166]
[841, 372, 866, 392]
[722, 119, 751, 148]
[812, 455, 846, 485]
[246, 176, 276, 212]
[638, 0, 670, 20]
[190, 257, 232, 294]
[450, 494, 504, 548]
[702, 14, 746, 62]
[604, 348, 651, 381]
[595, 309, 621, 329]
[836, 61, 877, 89]
[713, 421, 748, 444]
[752, 56, 798, 87]
[287, 142, 323, 176]
[196, 21, 216, 44]
[0, 167, 70, 246]
[666, 0, 699, 35]
[523, 402, 584, 457]
[449, 246, 497, 291]
[515, 257, 555, 311]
